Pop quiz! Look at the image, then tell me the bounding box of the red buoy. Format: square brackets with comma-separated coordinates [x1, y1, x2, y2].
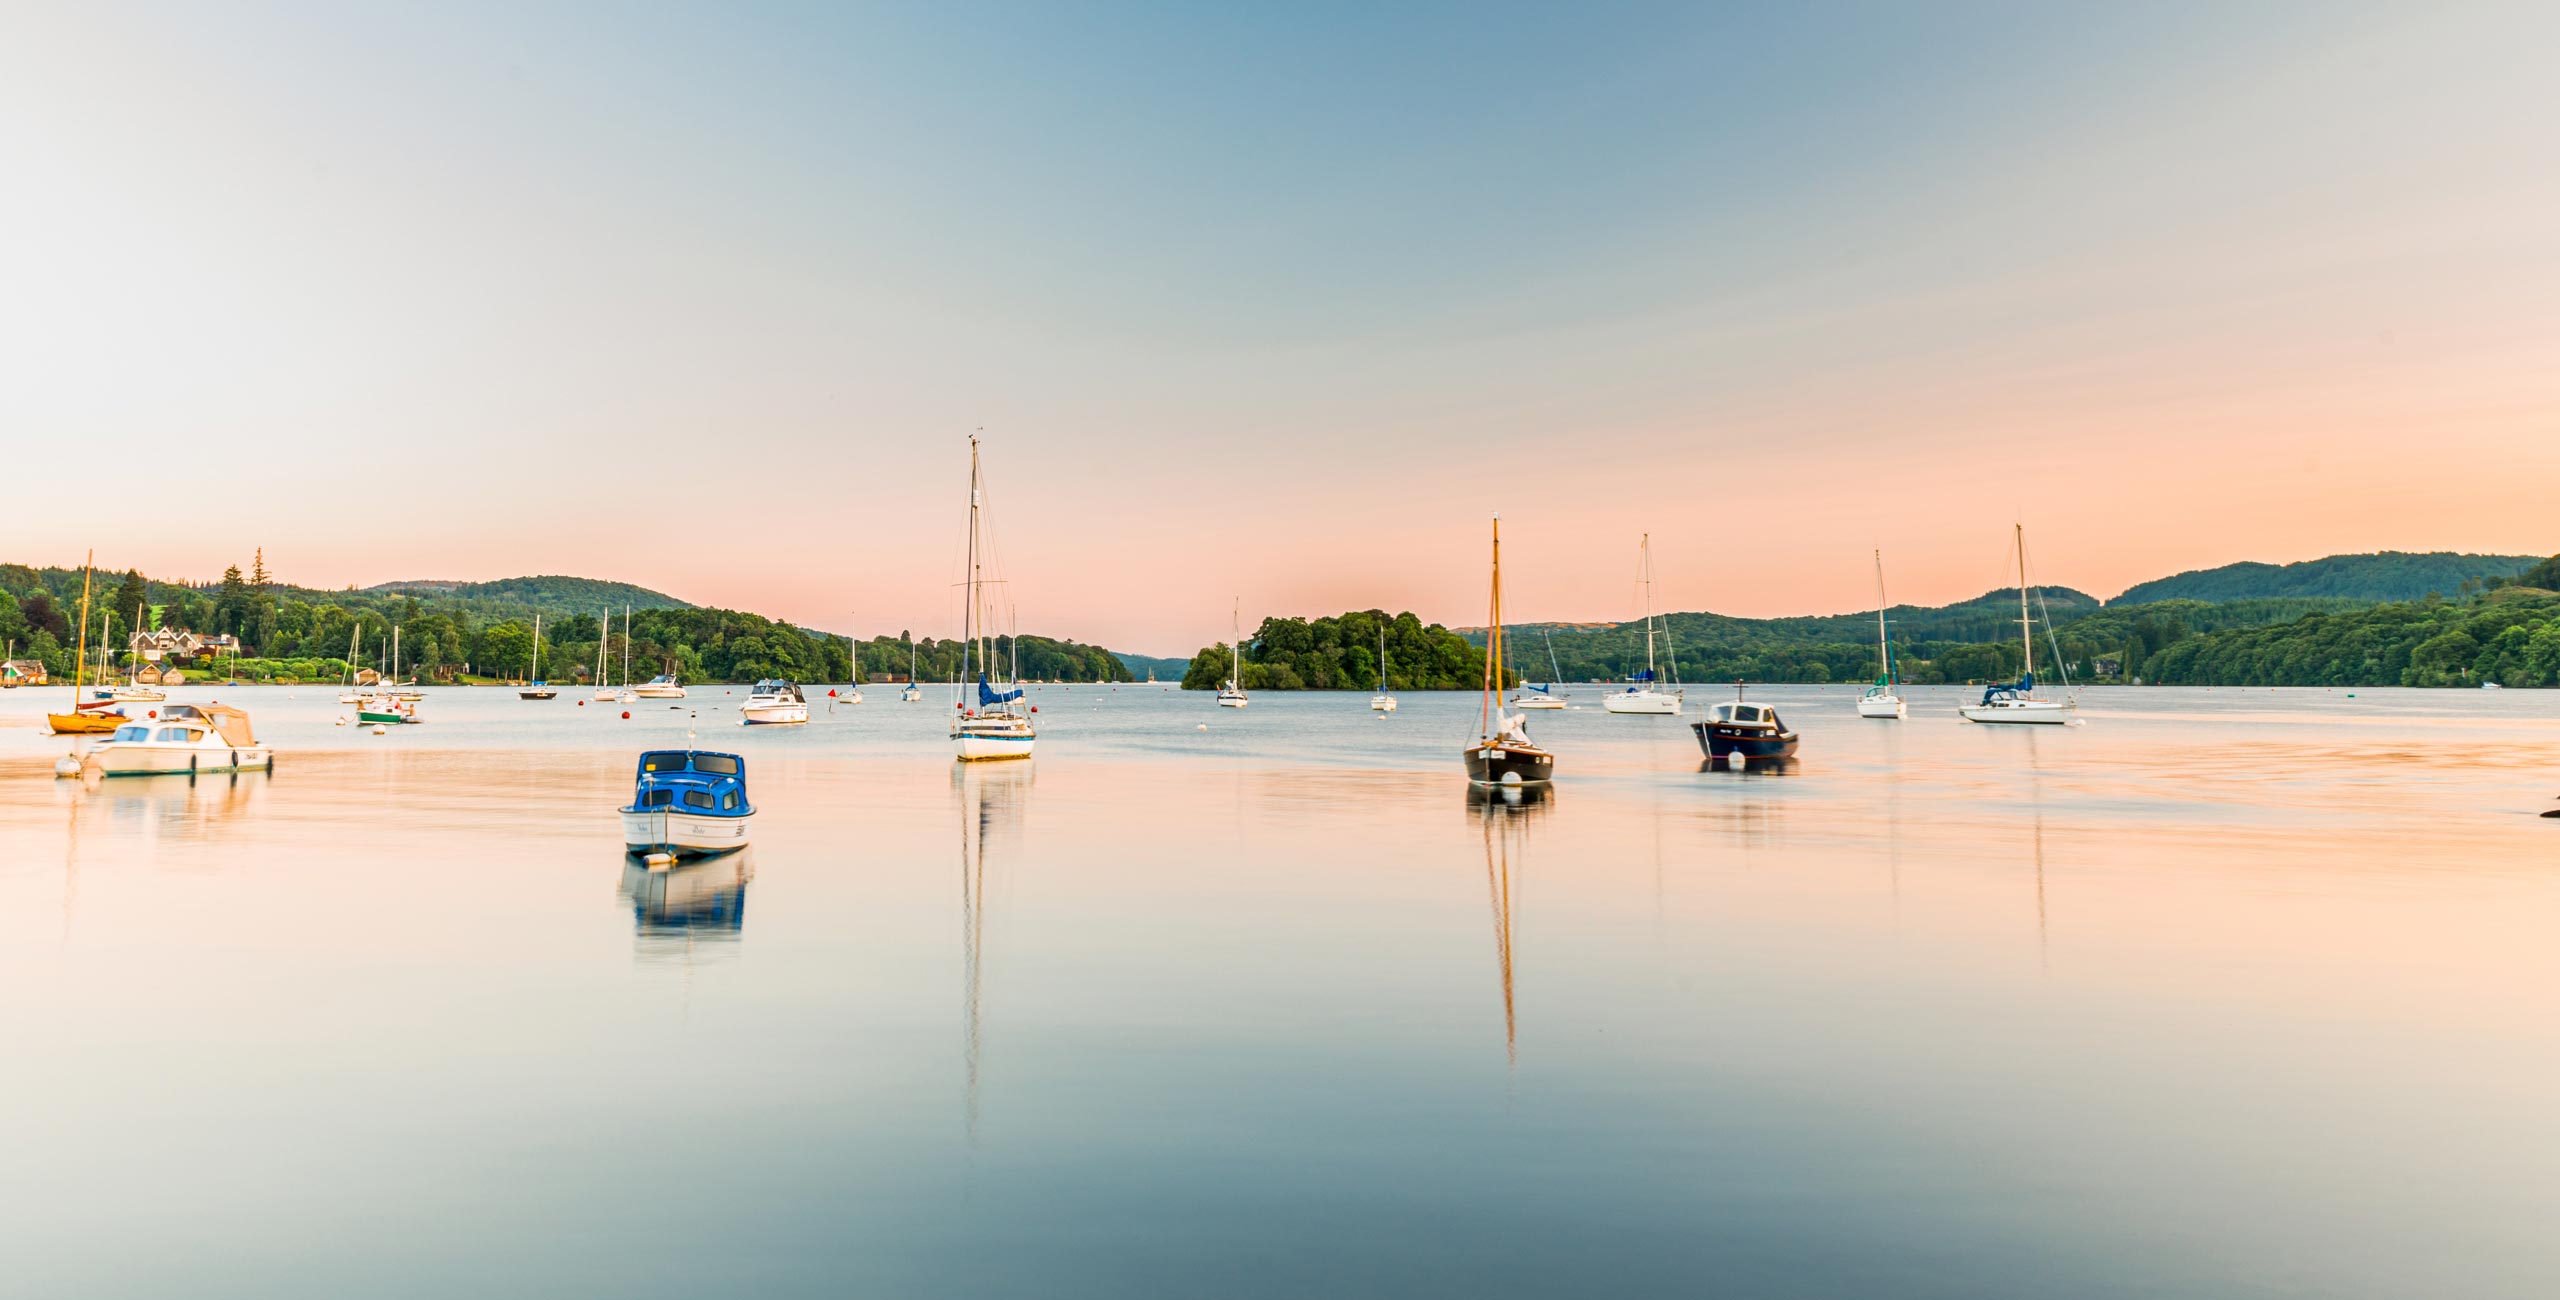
[620, 711, 630, 719]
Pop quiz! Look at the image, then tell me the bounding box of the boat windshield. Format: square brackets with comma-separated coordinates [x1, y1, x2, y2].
[112, 725, 151, 742]
[691, 754, 740, 775]
[640, 752, 691, 773]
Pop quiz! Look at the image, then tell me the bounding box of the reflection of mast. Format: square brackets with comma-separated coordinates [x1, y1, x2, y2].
[956, 765, 1031, 1139]
[2026, 730, 2048, 973]
[1478, 801, 1528, 1070]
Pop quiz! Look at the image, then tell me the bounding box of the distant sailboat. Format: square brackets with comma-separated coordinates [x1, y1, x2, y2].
[1464, 514, 1554, 787]
[45, 552, 121, 736]
[1959, 525, 2076, 725]
[1602, 533, 1682, 715]
[1217, 600, 1249, 707]
[1370, 623, 1397, 712]
[839, 618, 863, 705]
[1857, 550, 1904, 719]
[591, 608, 617, 702]
[616, 606, 638, 704]
[1512, 629, 1567, 710]
[519, 614, 557, 699]
[903, 634, 923, 702]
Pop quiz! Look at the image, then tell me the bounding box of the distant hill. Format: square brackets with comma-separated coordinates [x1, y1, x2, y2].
[363, 575, 694, 611]
[1112, 651, 1192, 680]
[2112, 552, 2539, 605]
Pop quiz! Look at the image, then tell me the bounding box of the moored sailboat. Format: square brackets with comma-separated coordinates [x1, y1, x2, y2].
[1602, 533, 1683, 715]
[1959, 524, 2076, 725]
[1464, 514, 1555, 787]
[1217, 600, 1249, 707]
[951, 436, 1035, 761]
[46, 553, 123, 736]
[1858, 550, 1905, 719]
[1369, 623, 1397, 712]
[519, 614, 557, 698]
[1512, 629, 1568, 709]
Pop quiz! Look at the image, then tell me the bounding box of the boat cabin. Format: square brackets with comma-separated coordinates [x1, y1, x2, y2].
[748, 679, 804, 702]
[1706, 700, 1785, 732]
[106, 703, 259, 747]
[625, 750, 753, 818]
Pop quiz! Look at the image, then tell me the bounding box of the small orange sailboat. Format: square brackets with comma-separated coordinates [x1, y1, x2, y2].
[47, 552, 122, 737]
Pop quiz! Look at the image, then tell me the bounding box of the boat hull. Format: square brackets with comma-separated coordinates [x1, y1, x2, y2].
[1602, 690, 1681, 715]
[1857, 694, 1905, 719]
[1217, 694, 1249, 708]
[740, 703, 809, 725]
[953, 722, 1036, 761]
[1692, 723, 1799, 760]
[48, 712, 124, 735]
[1370, 696, 1397, 712]
[518, 688, 557, 700]
[619, 808, 751, 857]
[1960, 700, 2073, 724]
[1512, 697, 1565, 710]
[1464, 742, 1555, 786]
[83, 744, 273, 777]
[634, 687, 686, 699]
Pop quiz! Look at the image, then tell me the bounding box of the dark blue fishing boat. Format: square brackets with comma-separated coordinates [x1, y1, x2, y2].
[619, 750, 753, 859]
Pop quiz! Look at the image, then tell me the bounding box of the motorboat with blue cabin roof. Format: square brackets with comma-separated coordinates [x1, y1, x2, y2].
[620, 750, 753, 859]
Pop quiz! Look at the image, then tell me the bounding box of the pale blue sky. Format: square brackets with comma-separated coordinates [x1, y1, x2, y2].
[5, 2, 2554, 649]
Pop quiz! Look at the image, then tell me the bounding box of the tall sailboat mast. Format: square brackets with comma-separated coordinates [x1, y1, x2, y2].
[1874, 549, 1890, 677]
[966, 435, 983, 688]
[2015, 523, 2034, 678]
[1641, 533, 1656, 681]
[70, 551, 93, 706]
[1481, 514, 1504, 737]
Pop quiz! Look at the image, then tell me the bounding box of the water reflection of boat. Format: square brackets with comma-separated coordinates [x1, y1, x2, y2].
[619, 848, 753, 938]
[957, 761, 1032, 1133]
[1469, 782, 1549, 1066]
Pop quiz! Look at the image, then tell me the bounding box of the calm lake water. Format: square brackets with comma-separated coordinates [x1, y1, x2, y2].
[5, 682, 2558, 1298]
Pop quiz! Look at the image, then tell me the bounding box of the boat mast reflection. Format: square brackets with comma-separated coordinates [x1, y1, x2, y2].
[1468, 784, 1550, 1068]
[957, 762, 1033, 1137]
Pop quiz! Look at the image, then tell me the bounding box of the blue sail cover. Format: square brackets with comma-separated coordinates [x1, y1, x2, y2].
[1523, 682, 1553, 695]
[1627, 669, 1656, 683]
[1979, 670, 2035, 705]
[977, 675, 1023, 706]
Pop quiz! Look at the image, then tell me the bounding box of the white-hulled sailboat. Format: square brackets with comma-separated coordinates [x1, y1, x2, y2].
[520, 614, 557, 699]
[952, 436, 1035, 761]
[1857, 550, 1904, 719]
[1959, 524, 2076, 725]
[1370, 623, 1397, 712]
[1464, 514, 1554, 787]
[1512, 629, 1567, 709]
[1602, 533, 1682, 715]
[902, 635, 923, 702]
[1217, 600, 1249, 707]
[839, 619, 863, 705]
[591, 609, 618, 702]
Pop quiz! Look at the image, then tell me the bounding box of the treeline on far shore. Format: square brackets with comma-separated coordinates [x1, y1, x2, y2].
[0, 559, 1133, 686]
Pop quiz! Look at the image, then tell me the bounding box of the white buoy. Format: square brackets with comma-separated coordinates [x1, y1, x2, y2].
[54, 754, 83, 778]
[1197, 723, 1208, 731]
[644, 851, 675, 870]
[372, 724, 388, 735]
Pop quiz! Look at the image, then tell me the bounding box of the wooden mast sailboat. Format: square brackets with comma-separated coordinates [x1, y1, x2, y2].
[1858, 549, 1905, 719]
[47, 552, 120, 735]
[1464, 514, 1554, 786]
[951, 435, 1034, 760]
[1959, 524, 2075, 724]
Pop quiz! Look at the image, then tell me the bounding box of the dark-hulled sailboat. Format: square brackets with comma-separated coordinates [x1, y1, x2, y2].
[1463, 513, 1555, 787]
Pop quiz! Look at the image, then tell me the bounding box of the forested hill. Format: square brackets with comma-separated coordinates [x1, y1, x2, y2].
[364, 576, 694, 611]
[2111, 552, 2540, 605]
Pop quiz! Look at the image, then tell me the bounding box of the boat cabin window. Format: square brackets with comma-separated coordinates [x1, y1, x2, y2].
[1733, 706, 1764, 723]
[157, 727, 192, 742]
[691, 754, 740, 775]
[684, 790, 717, 810]
[644, 789, 673, 808]
[641, 752, 689, 773]
[113, 725, 151, 742]
[721, 792, 741, 811]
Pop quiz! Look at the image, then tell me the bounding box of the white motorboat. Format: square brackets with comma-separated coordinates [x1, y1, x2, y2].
[950, 435, 1035, 761]
[741, 679, 810, 725]
[1602, 533, 1682, 715]
[635, 673, 687, 699]
[620, 750, 752, 858]
[1959, 524, 2079, 726]
[83, 703, 273, 777]
[1858, 549, 1906, 719]
[1218, 600, 1250, 706]
[1370, 624, 1397, 712]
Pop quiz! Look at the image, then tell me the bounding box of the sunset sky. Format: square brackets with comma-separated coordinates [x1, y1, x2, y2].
[5, 2, 2555, 653]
